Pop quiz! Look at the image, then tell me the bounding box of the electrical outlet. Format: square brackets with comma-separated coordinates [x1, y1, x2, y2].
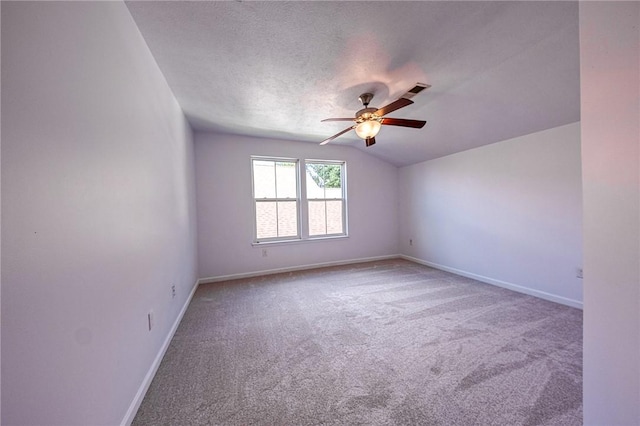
[409, 239, 413, 246]
[148, 311, 154, 331]
[262, 248, 268, 257]
[576, 268, 583, 279]
[171, 285, 176, 298]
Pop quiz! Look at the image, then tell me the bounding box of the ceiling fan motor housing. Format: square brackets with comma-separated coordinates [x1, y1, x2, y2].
[356, 107, 379, 122]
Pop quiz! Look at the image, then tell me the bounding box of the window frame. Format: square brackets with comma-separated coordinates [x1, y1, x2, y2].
[251, 156, 301, 243]
[251, 156, 348, 245]
[304, 159, 348, 239]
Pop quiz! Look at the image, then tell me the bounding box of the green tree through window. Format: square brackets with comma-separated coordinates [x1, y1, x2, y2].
[306, 163, 341, 188]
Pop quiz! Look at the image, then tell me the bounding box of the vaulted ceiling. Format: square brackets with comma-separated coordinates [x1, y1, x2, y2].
[126, 1, 580, 167]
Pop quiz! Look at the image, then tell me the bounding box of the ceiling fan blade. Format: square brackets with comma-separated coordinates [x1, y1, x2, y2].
[365, 137, 376, 147]
[381, 117, 427, 128]
[375, 98, 413, 117]
[321, 118, 356, 122]
[320, 126, 354, 145]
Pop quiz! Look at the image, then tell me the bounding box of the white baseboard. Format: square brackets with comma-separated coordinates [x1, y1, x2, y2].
[198, 254, 401, 284]
[400, 255, 583, 309]
[121, 279, 200, 426]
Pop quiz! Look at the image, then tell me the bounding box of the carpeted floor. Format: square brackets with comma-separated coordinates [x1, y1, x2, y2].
[133, 259, 582, 425]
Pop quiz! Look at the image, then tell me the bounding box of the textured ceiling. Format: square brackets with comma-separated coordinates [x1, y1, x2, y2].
[126, 1, 580, 166]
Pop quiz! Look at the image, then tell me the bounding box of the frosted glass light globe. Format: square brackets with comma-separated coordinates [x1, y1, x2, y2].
[355, 120, 381, 139]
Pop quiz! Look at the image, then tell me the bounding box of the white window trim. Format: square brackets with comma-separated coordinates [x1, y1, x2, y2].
[251, 156, 301, 243]
[305, 159, 348, 239]
[251, 156, 348, 245]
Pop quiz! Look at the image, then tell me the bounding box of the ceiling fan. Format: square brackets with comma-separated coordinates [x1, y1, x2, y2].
[320, 83, 430, 147]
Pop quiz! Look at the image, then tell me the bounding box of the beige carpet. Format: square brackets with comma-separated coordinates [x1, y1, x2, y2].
[133, 259, 582, 425]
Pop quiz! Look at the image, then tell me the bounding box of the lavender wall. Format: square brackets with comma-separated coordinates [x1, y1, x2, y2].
[195, 133, 399, 279]
[398, 123, 583, 307]
[580, 2, 640, 424]
[1, 2, 197, 425]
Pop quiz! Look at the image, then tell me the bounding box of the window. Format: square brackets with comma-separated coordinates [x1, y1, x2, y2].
[251, 157, 347, 243]
[305, 161, 346, 236]
[252, 158, 299, 241]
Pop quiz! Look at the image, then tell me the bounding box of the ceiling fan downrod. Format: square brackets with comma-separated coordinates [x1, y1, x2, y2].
[358, 92, 374, 108]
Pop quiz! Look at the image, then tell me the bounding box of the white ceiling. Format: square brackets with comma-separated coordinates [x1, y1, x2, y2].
[125, 1, 580, 167]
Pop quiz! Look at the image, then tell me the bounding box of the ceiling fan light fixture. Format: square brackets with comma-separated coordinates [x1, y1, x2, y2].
[319, 84, 430, 146]
[355, 120, 381, 139]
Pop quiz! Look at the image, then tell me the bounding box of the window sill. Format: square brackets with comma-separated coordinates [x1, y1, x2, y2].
[252, 234, 349, 247]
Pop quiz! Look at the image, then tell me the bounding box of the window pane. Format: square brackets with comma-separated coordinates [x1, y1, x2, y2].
[253, 160, 275, 199]
[305, 163, 341, 199]
[277, 201, 298, 237]
[255, 201, 277, 239]
[256, 201, 299, 239]
[326, 200, 343, 234]
[308, 200, 327, 236]
[275, 162, 297, 199]
[306, 167, 325, 199]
